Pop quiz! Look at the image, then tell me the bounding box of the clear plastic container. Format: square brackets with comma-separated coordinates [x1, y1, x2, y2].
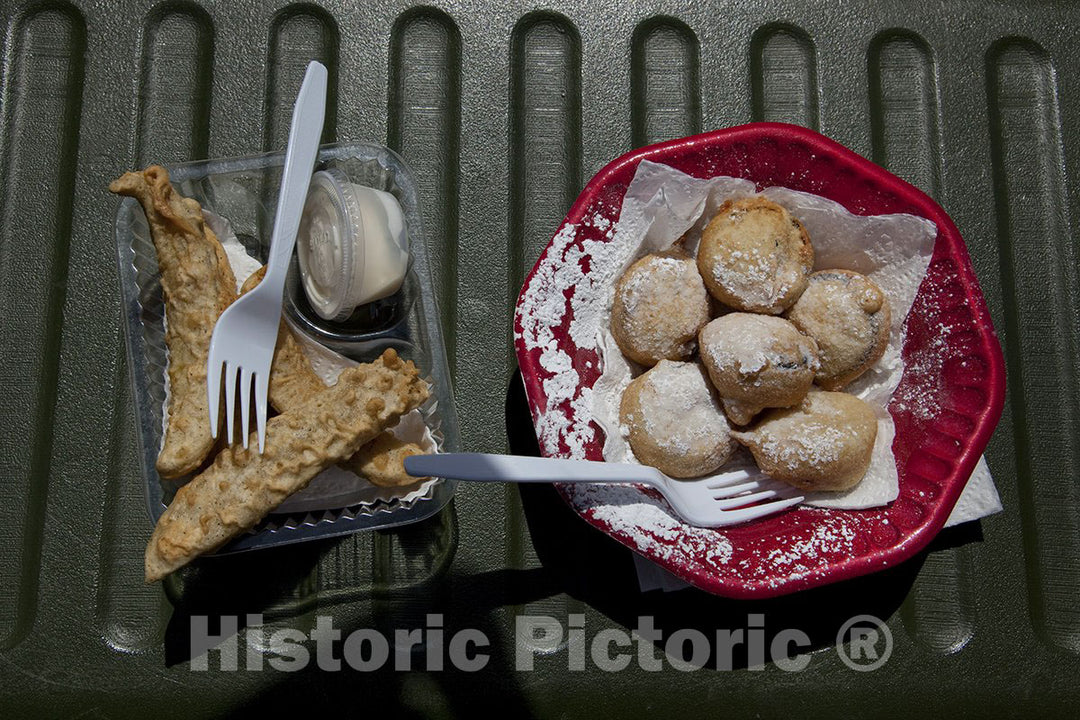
[297, 167, 411, 321]
[114, 143, 459, 553]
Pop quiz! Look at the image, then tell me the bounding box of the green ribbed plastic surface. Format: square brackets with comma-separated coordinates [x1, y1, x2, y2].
[1, 0, 1078, 715]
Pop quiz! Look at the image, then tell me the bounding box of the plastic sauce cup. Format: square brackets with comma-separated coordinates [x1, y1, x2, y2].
[297, 168, 409, 321]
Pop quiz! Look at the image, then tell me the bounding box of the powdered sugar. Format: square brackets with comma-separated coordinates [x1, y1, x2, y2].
[627, 361, 730, 459]
[891, 297, 966, 422]
[514, 211, 626, 457]
[570, 483, 733, 566]
[756, 423, 848, 470]
[752, 517, 859, 576]
[699, 314, 820, 388]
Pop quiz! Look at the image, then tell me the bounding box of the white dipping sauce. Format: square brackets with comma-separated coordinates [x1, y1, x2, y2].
[297, 168, 409, 321]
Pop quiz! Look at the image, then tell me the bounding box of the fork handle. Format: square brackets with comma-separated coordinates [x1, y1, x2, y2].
[263, 60, 328, 292]
[404, 453, 662, 486]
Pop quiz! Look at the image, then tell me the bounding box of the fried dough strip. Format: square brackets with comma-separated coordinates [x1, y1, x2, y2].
[238, 267, 326, 411]
[145, 349, 429, 581]
[110, 166, 237, 479]
[346, 432, 429, 487]
[239, 267, 429, 487]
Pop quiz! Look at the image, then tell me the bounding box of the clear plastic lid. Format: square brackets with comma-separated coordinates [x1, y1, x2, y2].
[297, 168, 365, 321]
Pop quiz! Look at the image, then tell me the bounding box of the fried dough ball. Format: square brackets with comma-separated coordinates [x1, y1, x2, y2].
[785, 270, 891, 390]
[731, 391, 877, 491]
[619, 360, 735, 478]
[698, 313, 820, 425]
[610, 250, 711, 367]
[696, 197, 814, 314]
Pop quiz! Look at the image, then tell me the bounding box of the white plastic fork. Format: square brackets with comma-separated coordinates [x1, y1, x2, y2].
[404, 454, 804, 528]
[206, 60, 328, 452]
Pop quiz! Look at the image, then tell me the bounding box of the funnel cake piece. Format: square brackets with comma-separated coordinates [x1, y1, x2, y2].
[698, 313, 820, 425]
[696, 197, 813, 314]
[238, 266, 332, 412]
[239, 267, 429, 488]
[619, 360, 735, 478]
[144, 349, 429, 581]
[785, 269, 891, 390]
[347, 432, 429, 488]
[732, 390, 877, 492]
[610, 250, 711, 367]
[110, 166, 237, 479]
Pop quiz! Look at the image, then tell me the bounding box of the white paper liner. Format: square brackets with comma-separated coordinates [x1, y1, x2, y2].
[590, 160, 999, 513]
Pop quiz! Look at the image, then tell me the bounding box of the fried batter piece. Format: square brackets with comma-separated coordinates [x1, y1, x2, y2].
[785, 269, 891, 390]
[610, 250, 711, 367]
[239, 267, 429, 487]
[144, 349, 429, 581]
[619, 360, 735, 478]
[238, 267, 328, 410]
[731, 390, 877, 492]
[110, 166, 237, 479]
[343, 432, 428, 488]
[698, 313, 819, 425]
[696, 197, 814, 314]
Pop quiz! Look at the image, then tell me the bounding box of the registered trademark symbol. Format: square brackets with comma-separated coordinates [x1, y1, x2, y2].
[836, 614, 893, 671]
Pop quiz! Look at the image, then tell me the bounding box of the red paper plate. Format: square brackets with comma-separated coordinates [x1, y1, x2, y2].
[512, 123, 1006, 599]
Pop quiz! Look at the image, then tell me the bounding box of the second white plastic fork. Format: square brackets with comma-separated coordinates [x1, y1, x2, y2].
[206, 60, 328, 452]
[403, 453, 803, 528]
